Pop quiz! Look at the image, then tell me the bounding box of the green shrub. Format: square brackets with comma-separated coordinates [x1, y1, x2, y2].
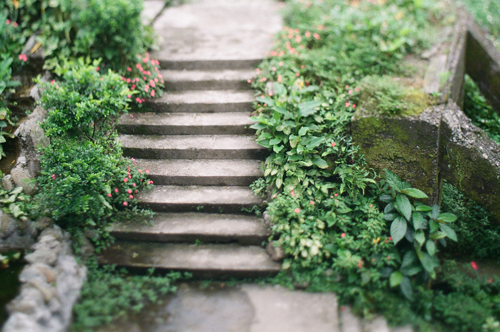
[442, 181, 500, 259]
[39, 60, 129, 142]
[35, 139, 152, 232]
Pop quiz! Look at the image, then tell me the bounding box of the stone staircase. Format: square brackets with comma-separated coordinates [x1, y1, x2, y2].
[99, 51, 281, 278]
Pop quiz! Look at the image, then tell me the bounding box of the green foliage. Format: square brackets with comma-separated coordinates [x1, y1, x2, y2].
[441, 181, 500, 259]
[0, 186, 32, 219]
[462, 75, 500, 144]
[381, 170, 457, 299]
[35, 139, 152, 233]
[459, 0, 500, 51]
[1, 0, 157, 71]
[358, 75, 431, 116]
[39, 60, 129, 142]
[72, 262, 188, 332]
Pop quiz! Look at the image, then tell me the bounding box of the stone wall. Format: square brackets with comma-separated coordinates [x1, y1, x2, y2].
[2, 226, 87, 332]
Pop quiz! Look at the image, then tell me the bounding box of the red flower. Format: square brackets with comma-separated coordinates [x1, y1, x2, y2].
[331, 142, 336, 147]
[294, 208, 300, 213]
[358, 260, 363, 269]
[107, 193, 112, 197]
[114, 188, 119, 193]
[127, 189, 132, 194]
[123, 178, 128, 182]
[471, 261, 478, 270]
[341, 233, 346, 238]
[123, 201, 128, 206]
[129, 195, 133, 199]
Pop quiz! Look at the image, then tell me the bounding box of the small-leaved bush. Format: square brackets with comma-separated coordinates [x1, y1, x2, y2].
[35, 139, 152, 233]
[39, 60, 129, 142]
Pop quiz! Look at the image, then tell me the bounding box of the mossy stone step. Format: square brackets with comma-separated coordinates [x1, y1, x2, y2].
[108, 212, 269, 245]
[99, 242, 281, 278]
[137, 185, 264, 213]
[117, 112, 255, 136]
[131, 159, 262, 186]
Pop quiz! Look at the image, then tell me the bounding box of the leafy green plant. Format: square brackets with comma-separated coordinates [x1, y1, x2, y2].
[39, 60, 129, 142]
[462, 75, 500, 144]
[35, 139, 152, 242]
[380, 170, 457, 299]
[0, 186, 32, 219]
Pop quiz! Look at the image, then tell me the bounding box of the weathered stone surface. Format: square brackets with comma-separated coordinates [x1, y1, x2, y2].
[362, 316, 390, 332]
[11, 166, 36, 194]
[439, 102, 500, 221]
[1, 211, 18, 239]
[2, 174, 15, 191]
[7, 287, 45, 315]
[351, 107, 442, 204]
[108, 212, 269, 245]
[466, 18, 500, 115]
[266, 242, 285, 261]
[141, 0, 165, 26]
[99, 242, 281, 278]
[14, 105, 50, 160]
[28, 159, 42, 178]
[2, 312, 43, 332]
[442, 16, 467, 108]
[340, 306, 362, 332]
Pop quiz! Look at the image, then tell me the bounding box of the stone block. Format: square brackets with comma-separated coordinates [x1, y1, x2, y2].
[10, 167, 36, 195]
[2, 175, 15, 191]
[439, 102, 500, 221]
[351, 107, 442, 204]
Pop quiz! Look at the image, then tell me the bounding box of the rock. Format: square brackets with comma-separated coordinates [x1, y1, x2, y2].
[25, 248, 58, 266]
[33, 217, 53, 232]
[37, 264, 57, 284]
[10, 167, 36, 195]
[1, 212, 18, 239]
[7, 287, 44, 315]
[79, 235, 95, 258]
[29, 279, 55, 302]
[39, 226, 64, 242]
[27, 159, 41, 178]
[266, 242, 285, 261]
[2, 175, 15, 191]
[2, 312, 43, 332]
[263, 211, 272, 226]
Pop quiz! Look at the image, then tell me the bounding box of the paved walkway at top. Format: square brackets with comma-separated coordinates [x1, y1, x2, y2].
[152, 0, 282, 64]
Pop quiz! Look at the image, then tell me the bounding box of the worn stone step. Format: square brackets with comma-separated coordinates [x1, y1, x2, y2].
[99, 242, 280, 278]
[108, 212, 269, 245]
[120, 134, 266, 160]
[134, 159, 263, 186]
[162, 69, 254, 91]
[145, 90, 254, 113]
[159, 59, 263, 71]
[138, 185, 263, 213]
[118, 112, 255, 135]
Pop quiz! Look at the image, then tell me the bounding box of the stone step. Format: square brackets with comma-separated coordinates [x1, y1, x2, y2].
[108, 212, 269, 245]
[118, 112, 255, 135]
[137, 185, 264, 213]
[120, 134, 266, 160]
[99, 242, 281, 278]
[133, 159, 263, 186]
[158, 59, 262, 71]
[145, 90, 254, 113]
[162, 69, 254, 91]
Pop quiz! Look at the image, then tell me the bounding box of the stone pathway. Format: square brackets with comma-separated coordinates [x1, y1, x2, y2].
[99, 0, 282, 277]
[98, 1, 414, 331]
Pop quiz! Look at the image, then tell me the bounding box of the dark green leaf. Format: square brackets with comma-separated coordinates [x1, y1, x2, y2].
[400, 276, 414, 301]
[383, 213, 397, 221]
[419, 252, 437, 276]
[401, 264, 423, 276]
[401, 250, 417, 269]
[384, 202, 395, 214]
[380, 195, 394, 203]
[430, 204, 440, 220]
[429, 231, 447, 240]
[426, 240, 437, 255]
[414, 229, 425, 246]
[416, 204, 433, 212]
[412, 212, 425, 230]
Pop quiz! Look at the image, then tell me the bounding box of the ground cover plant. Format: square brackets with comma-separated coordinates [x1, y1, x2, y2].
[250, 0, 500, 330]
[459, 0, 500, 51]
[462, 75, 500, 145]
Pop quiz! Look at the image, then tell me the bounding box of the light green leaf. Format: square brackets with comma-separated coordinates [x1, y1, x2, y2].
[298, 100, 321, 117]
[396, 194, 412, 221]
[414, 229, 425, 246]
[401, 264, 422, 276]
[429, 231, 447, 240]
[437, 213, 457, 223]
[426, 240, 437, 255]
[384, 169, 402, 191]
[412, 212, 425, 230]
[416, 204, 433, 212]
[305, 137, 325, 150]
[312, 156, 328, 169]
[401, 188, 428, 199]
[439, 224, 458, 242]
[391, 216, 407, 244]
[384, 202, 395, 213]
[390, 271, 403, 287]
[401, 250, 417, 269]
[419, 252, 437, 277]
